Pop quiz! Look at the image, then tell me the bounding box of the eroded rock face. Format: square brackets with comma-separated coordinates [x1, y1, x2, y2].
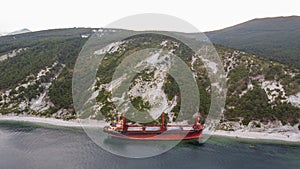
[288, 93, 300, 107]
[92, 39, 184, 123]
[1, 29, 300, 125]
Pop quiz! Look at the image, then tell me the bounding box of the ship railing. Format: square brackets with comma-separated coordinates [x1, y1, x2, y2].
[124, 124, 201, 132]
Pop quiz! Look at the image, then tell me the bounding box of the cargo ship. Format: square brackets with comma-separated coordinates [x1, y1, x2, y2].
[103, 113, 204, 141]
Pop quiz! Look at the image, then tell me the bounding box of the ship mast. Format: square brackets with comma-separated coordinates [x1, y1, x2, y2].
[161, 113, 166, 131]
[122, 113, 126, 132]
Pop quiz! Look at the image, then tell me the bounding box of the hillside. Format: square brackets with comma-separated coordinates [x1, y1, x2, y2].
[205, 16, 300, 68]
[0, 28, 96, 119]
[0, 28, 299, 129]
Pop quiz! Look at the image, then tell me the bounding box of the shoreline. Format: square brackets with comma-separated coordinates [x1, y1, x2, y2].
[0, 115, 299, 143]
[212, 130, 300, 143]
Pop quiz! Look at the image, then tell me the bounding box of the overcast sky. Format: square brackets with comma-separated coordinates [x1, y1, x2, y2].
[0, 0, 299, 33]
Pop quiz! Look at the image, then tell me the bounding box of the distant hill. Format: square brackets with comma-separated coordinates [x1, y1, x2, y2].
[7, 28, 31, 35]
[205, 16, 300, 68]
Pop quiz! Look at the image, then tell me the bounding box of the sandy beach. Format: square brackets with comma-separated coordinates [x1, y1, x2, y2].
[0, 115, 109, 128]
[213, 130, 300, 143]
[0, 115, 299, 143]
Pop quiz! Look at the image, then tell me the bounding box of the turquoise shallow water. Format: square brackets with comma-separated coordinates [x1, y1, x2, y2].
[0, 121, 299, 169]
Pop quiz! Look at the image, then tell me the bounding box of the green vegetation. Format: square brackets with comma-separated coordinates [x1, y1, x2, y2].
[206, 16, 300, 68]
[131, 96, 151, 111]
[0, 29, 91, 118]
[48, 68, 73, 109]
[95, 88, 116, 121]
[0, 37, 86, 90]
[0, 42, 56, 90]
[0, 28, 93, 55]
[163, 75, 180, 100]
[226, 85, 300, 125]
[227, 65, 249, 95]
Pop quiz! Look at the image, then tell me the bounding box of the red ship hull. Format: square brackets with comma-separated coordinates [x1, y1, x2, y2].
[106, 130, 203, 141]
[104, 125, 203, 141]
[103, 113, 203, 141]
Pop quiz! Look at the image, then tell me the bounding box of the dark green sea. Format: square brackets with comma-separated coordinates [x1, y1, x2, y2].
[0, 121, 299, 169]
